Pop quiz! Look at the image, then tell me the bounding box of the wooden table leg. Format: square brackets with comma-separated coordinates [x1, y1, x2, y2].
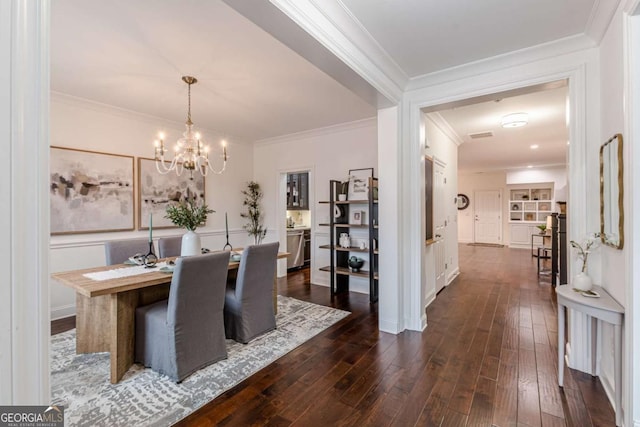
[75, 293, 110, 354]
[110, 291, 138, 384]
[558, 303, 565, 387]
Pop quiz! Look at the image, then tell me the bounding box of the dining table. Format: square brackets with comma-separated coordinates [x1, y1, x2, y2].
[51, 249, 288, 383]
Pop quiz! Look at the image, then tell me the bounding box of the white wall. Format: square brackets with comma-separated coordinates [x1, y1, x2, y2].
[596, 1, 631, 418]
[423, 113, 459, 307]
[49, 94, 254, 319]
[253, 118, 377, 294]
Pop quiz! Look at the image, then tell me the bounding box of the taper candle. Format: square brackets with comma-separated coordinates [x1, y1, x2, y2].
[225, 212, 229, 236]
[149, 213, 153, 242]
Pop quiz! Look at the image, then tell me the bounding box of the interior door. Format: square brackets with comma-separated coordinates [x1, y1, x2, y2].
[474, 190, 502, 244]
[434, 162, 446, 293]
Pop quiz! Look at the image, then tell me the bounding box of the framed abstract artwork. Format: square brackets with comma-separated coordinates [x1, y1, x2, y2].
[50, 146, 135, 235]
[137, 157, 206, 229]
[347, 167, 374, 201]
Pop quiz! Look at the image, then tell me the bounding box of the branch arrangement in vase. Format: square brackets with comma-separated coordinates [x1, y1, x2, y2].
[570, 233, 601, 273]
[241, 181, 267, 245]
[165, 198, 214, 231]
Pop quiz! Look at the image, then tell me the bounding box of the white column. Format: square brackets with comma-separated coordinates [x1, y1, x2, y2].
[0, 0, 51, 404]
[377, 106, 404, 333]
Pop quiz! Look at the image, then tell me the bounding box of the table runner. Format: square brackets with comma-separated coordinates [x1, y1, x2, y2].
[83, 262, 170, 281]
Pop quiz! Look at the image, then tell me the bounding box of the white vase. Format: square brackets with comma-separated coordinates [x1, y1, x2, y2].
[181, 230, 201, 256]
[573, 271, 593, 291]
[338, 194, 347, 201]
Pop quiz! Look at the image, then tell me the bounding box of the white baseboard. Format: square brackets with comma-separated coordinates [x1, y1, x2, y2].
[379, 318, 402, 334]
[634, 419, 640, 427]
[51, 304, 75, 320]
[458, 239, 473, 244]
[599, 373, 616, 416]
[425, 289, 437, 307]
[447, 268, 460, 285]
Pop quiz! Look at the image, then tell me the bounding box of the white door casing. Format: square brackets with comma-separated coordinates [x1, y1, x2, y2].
[434, 160, 446, 293]
[474, 190, 502, 244]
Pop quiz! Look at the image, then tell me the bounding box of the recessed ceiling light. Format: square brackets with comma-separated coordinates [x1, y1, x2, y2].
[501, 112, 528, 128]
[527, 165, 533, 168]
[530, 144, 539, 149]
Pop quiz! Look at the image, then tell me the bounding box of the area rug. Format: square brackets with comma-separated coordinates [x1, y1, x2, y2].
[51, 296, 350, 427]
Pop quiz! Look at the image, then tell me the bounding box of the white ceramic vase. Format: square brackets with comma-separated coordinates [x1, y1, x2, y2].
[181, 230, 201, 256]
[338, 194, 347, 201]
[573, 271, 593, 291]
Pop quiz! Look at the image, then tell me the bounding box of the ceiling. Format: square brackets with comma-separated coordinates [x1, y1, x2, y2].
[52, 0, 603, 153]
[434, 85, 569, 173]
[341, 0, 601, 77]
[51, 0, 376, 142]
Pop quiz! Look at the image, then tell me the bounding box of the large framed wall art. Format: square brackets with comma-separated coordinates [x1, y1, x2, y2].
[138, 157, 206, 229]
[50, 146, 135, 235]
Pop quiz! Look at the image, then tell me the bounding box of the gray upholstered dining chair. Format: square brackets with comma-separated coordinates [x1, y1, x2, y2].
[104, 238, 150, 265]
[135, 251, 230, 382]
[158, 236, 182, 258]
[224, 242, 279, 344]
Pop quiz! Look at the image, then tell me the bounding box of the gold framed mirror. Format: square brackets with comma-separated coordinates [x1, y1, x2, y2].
[600, 133, 624, 249]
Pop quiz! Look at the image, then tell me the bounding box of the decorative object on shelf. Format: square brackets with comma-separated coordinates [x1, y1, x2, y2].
[165, 198, 214, 256]
[50, 147, 134, 235]
[338, 177, 351, 201]
[348, 256, 364, 272]
[359, 241, 367, 250]
[339, 233, 351, 248]
[512, 204, 520, 210]
[570, 233, 601, 291]
[350, 210, 365, 225]
[138, 157, 205, 230]
[536, 224, 547, 235]
[457, 194, 469, 210]
[241, 181, 267, 245]
[152, 76, 228, 180]
[347, 168, 374, 201]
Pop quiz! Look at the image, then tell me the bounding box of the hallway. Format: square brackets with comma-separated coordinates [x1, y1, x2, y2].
[174, 245, 616, 426]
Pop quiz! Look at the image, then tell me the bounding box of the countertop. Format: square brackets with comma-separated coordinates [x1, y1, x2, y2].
[287, 226, 310, 231]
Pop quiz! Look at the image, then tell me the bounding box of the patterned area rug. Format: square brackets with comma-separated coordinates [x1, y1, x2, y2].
[51, 296, 350, 426]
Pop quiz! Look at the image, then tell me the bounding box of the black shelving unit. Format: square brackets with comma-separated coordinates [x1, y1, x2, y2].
[319, 177, 378, 303]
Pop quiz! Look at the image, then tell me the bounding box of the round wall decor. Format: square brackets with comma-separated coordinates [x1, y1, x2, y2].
[457, 194, 470, 210]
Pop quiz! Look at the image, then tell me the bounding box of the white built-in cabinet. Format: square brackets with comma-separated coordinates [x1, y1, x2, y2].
[508, 185, 554, 249]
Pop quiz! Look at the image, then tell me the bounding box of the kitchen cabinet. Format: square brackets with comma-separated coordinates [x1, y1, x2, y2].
[286, 172, 309, 210]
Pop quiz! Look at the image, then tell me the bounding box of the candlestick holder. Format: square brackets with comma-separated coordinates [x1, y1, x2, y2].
[144, 241, 158, 268]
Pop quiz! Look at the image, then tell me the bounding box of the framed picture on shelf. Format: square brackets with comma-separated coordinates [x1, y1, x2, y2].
[350, 210, 365, 225]
[348, 167, 374, 201]
[50, 146, 134, 235]
[138, 157, 206, 229]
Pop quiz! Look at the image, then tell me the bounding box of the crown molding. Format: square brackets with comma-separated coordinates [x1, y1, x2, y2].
[270, 0, 406, 104]
[584, 0, 621, 44]
[51, 91, 249, 145]
[407, 34, 596, 91]
[425, 112, 464, 146]
[254, 116, 376, 146]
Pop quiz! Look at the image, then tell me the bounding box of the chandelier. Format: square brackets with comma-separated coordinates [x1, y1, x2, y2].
[153, 76, 227, 179]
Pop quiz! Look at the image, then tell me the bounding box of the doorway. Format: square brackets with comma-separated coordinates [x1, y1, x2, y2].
[474, 189, 502, 244]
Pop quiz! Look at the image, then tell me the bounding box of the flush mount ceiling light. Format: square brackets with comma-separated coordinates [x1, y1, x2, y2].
[501, 112, 528, 128]
[153, 76, 227, 179]
[530, 144, 539, 149]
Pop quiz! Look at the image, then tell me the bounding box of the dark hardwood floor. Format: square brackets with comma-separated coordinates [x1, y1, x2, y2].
[51, 245, 616, 426]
